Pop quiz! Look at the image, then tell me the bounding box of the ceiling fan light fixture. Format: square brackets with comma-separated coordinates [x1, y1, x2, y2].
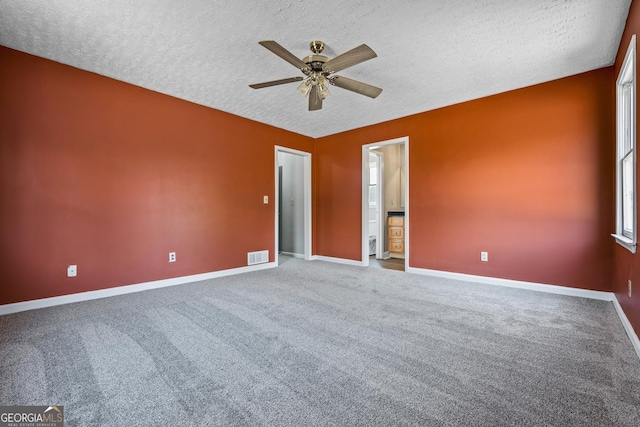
[298, 74, 331, 99]
[297, 79, 312, 96]
[318, 75, 330, 99]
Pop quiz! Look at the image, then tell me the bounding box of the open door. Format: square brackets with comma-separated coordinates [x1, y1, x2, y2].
[368, 151, 384, 259]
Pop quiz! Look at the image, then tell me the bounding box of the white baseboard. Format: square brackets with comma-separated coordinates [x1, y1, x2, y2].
[0, 261, 278, 316]
[407, 266, 640, 361]
[279, 252, 305, 259]
[613, 298, 640, 360]
[406, 266, 614, 301]
[310, 255, 364, 266]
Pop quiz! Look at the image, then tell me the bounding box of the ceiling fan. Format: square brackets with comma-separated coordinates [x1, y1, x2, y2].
[249, 40, 382, 111]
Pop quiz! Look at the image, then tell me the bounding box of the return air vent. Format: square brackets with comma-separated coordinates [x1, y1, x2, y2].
[248, 250, 269, 265]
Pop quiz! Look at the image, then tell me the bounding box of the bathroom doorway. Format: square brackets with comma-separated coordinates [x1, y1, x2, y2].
[361, 137, 409, 270]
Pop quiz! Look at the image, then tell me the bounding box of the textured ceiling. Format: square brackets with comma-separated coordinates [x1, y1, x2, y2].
[0, 0, 632, 138]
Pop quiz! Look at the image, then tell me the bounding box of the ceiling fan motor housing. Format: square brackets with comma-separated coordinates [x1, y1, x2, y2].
[302, 55, 329, 73]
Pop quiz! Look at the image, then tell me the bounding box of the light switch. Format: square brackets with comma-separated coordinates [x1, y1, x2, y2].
[263, 195, 268, 204]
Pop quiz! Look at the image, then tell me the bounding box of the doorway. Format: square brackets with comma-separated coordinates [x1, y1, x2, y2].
[361, 137, 409, 270]
[275, 147, 312, 263]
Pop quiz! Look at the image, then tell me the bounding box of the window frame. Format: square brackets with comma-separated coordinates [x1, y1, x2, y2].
[613, 35, 637, 253]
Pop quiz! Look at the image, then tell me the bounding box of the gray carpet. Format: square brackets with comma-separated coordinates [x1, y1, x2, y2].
[1, 256, 639, 426]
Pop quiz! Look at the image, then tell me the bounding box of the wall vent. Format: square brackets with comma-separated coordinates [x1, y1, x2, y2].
[248, 250, 269, 265]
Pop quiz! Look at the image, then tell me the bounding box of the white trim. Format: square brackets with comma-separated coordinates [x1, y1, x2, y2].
[404, 139, 409, 272]
[362, 136, 409, 269]
[310, 255, 364, 266]
[613, 298, 640, 360]
[362, 147, 371, 266]
[280, 251, 305, 259]
[408, 266, 640, 361]
[406, 266, 614, 301]
[612, 233, 637, 253]
[275, 146, 312, 262]
[369, 150, 385, 258]
[614, 34, 637, 253]
[0, 262, 277, 316]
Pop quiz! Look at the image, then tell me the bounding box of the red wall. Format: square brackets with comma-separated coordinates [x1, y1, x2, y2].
[0, 46, 314, 305]
[613, 1, 640, 337]
[0, 42, 621, 306]
[316, 68, 614, 291]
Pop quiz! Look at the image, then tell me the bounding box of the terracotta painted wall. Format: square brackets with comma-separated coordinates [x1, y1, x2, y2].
[613, 0, 640, 338]
[0, 43, 619, 306]
[316, 68, 614, 292]
[0, 46, 313, 306]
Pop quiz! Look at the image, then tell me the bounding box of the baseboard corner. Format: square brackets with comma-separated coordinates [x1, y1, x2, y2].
[612, 297, 640, 361]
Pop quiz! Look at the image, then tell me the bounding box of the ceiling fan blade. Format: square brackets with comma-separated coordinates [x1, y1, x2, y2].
[258, 40, 311, 71]
[309, 85, 323, 111]
[249, 77, 304, 89]
[322, 44, 377, 74]
[330, 76, 382, 98]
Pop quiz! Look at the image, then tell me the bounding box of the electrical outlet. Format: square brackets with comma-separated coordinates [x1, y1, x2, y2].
[481, 252, 488, 262]
[169, 252, 176, 263]
[629, 280, 633, 298]
[67, 265, 77, 277]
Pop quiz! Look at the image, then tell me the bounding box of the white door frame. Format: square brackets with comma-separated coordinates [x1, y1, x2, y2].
[361, 136, 409, 269]
[368, 150, 385, 258]
[275, 146, 312, 263]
